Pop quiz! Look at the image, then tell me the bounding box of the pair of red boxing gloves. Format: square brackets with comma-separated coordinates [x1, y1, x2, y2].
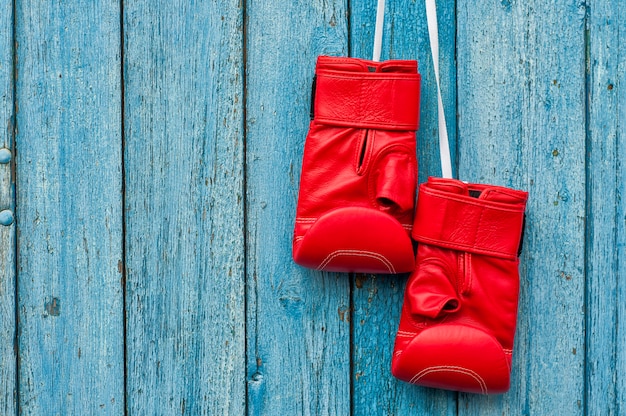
[292, 56, 528, 394]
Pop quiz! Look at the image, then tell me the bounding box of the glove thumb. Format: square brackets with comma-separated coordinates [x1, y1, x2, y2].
[406, 259, 460, 319]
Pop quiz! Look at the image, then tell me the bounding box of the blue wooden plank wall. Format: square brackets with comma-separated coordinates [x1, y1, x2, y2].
[0, 0, 624, 415]
[1, 0, 16, 414]
[15, 1, 125, 414]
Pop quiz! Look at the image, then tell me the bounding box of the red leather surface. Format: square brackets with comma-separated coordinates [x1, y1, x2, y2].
[393, 325, 511, 394]
[314, 61, 421, 130]
[293, 56, 420, 274]
[412, 177, 527, 260]
[392, 177, 528, 394]
[294, 207, 415, 273]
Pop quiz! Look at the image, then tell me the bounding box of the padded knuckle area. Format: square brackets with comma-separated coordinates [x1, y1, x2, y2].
[293, 207, 414, 274]
[391, 324, 511, 394]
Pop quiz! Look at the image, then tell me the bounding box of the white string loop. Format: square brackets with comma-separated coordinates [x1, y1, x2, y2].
[425, 0, 453, 178]
[373, 0, 386, 61]
[373, 0, 452, 178]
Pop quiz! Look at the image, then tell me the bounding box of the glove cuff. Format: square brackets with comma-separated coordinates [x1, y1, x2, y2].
[412, 177, 528, 260]
[313, 56, 421, 131]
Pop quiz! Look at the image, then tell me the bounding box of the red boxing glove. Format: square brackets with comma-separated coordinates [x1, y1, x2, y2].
[293, 56, 421, 274]
[392, 177, 528, 394]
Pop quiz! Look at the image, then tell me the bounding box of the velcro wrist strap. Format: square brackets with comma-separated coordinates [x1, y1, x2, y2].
[412, 187, 526, 260]
[314, 71, 421, 131]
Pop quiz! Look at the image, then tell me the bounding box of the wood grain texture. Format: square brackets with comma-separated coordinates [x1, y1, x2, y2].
[457, 0, 586, 413]
[0, 0, 16, 414]
[616, 54, 626, 416]
[6, 2, 626, 414]
[244, 1, 351, 415]
[616, 22, 626, 413]
[123, 0, 246, 414]
[15, 1, 124, 414]
[586, 1, 626, 414]
[349, 0, 457, 414]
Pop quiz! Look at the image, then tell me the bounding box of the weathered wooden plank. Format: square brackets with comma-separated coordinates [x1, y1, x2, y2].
[586, 1, 626, 414]
[457, 0, 586, 413]
[123, 1, 246, 414]
[616, 26, 626, 413]
[245, 1, 351, 415]
[15, 1, 124, 414]
[0, 0, 16, 414]
[349, 0, 457, 414]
